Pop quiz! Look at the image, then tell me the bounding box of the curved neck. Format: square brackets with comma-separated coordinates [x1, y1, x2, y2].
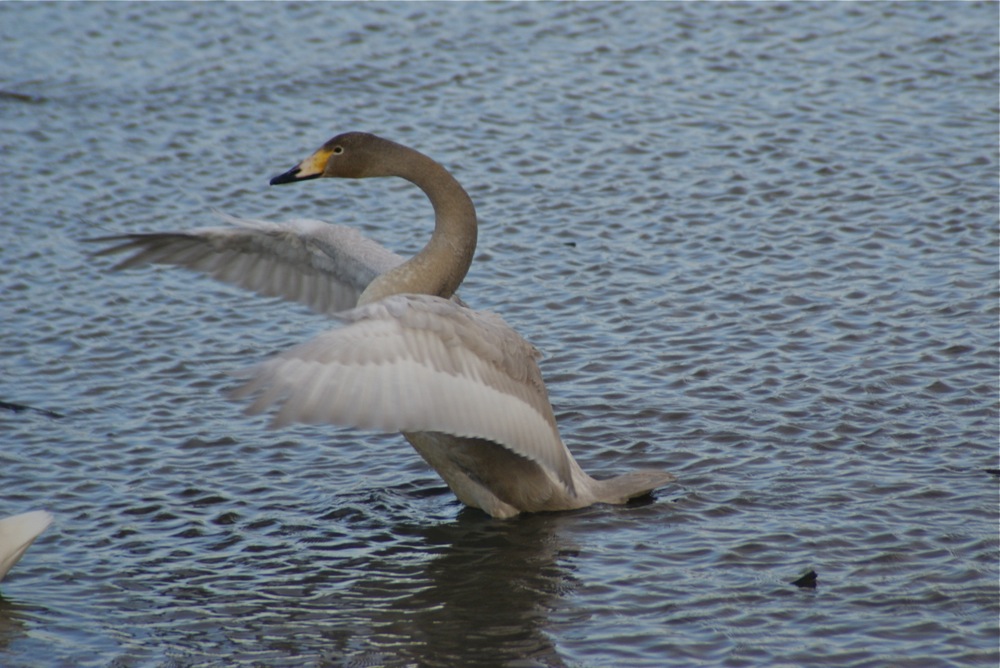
[359, 144, 477, 305]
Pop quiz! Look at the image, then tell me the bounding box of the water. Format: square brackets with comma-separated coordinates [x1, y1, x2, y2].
[1, 2, 997, 666]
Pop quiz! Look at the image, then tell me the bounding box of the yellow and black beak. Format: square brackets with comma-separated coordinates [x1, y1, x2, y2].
[269, 147, 333, 185]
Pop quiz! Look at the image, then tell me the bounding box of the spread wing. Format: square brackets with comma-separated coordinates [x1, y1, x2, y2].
[89, 212, 402, 315]
[230, 294, 574, 488]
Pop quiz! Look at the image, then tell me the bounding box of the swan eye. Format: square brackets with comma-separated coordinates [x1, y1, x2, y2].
[332, 146, 344, 155]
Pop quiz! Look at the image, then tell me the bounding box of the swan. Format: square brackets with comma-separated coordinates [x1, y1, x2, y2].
[94, 132, 675, 518]
[0, 510, 52, 582]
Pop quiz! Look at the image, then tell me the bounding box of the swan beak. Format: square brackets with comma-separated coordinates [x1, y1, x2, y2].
[269, 147, 331, 185]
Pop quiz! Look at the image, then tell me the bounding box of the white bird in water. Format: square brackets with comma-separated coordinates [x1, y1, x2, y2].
[0, 510, 52, 582]
[94, 132, 675, 518]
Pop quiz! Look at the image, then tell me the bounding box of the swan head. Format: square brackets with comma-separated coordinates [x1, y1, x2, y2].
[270, 132, 397, 185]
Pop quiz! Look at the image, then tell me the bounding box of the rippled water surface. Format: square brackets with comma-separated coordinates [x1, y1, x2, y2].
[1, 2, 998, 666]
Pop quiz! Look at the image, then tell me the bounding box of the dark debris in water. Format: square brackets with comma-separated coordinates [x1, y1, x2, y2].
[0, 89, 45, 104]
[791, 569, 818, 589]
[0, 400, 64, 419]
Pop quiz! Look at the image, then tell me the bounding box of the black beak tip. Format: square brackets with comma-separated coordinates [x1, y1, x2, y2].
[269, 166, 322, 186]
[269, 168, 300, 186]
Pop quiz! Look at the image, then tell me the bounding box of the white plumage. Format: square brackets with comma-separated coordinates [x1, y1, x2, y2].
[0, 510, 52, 582]
[231, 294, 574, 490]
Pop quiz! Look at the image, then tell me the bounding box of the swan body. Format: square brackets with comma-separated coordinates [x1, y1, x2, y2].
[95, 132, 674, 518]
[0, 510, 52, 582]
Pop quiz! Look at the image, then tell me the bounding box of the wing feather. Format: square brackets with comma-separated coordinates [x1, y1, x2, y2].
[89, 213, 403, 315]
[231, 294, 573, 487]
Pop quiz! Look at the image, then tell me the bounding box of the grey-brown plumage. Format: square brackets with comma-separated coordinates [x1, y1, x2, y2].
[94, 132, 675, 518]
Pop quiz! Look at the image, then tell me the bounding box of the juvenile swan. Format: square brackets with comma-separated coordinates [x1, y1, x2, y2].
[0, 510, 52, 582]
[95, 132, 675, 518]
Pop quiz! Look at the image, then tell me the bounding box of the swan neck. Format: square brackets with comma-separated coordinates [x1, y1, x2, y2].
[359, 146, 477, 305]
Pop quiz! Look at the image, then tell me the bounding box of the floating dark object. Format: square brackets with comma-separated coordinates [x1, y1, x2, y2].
[0, 400, 64, 419]
[0, 89, 43, 103]
[791, 569, 818, 589]
[984, 468, 1000, 476]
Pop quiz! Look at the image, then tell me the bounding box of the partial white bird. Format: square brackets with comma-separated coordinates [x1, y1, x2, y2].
[0, 510, 52, 582]
[94, 132, 675, 518]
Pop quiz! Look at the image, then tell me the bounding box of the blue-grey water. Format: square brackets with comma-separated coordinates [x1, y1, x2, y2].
[1, 2, 997, 666]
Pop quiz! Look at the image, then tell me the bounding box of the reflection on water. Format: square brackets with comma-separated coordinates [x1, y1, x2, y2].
[0, 599, 35, 654]
[331, 513, 572, 667]
[98, 494, 577, 666]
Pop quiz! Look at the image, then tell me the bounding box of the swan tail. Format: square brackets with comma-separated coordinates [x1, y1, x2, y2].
[592, 470, 676, 505]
